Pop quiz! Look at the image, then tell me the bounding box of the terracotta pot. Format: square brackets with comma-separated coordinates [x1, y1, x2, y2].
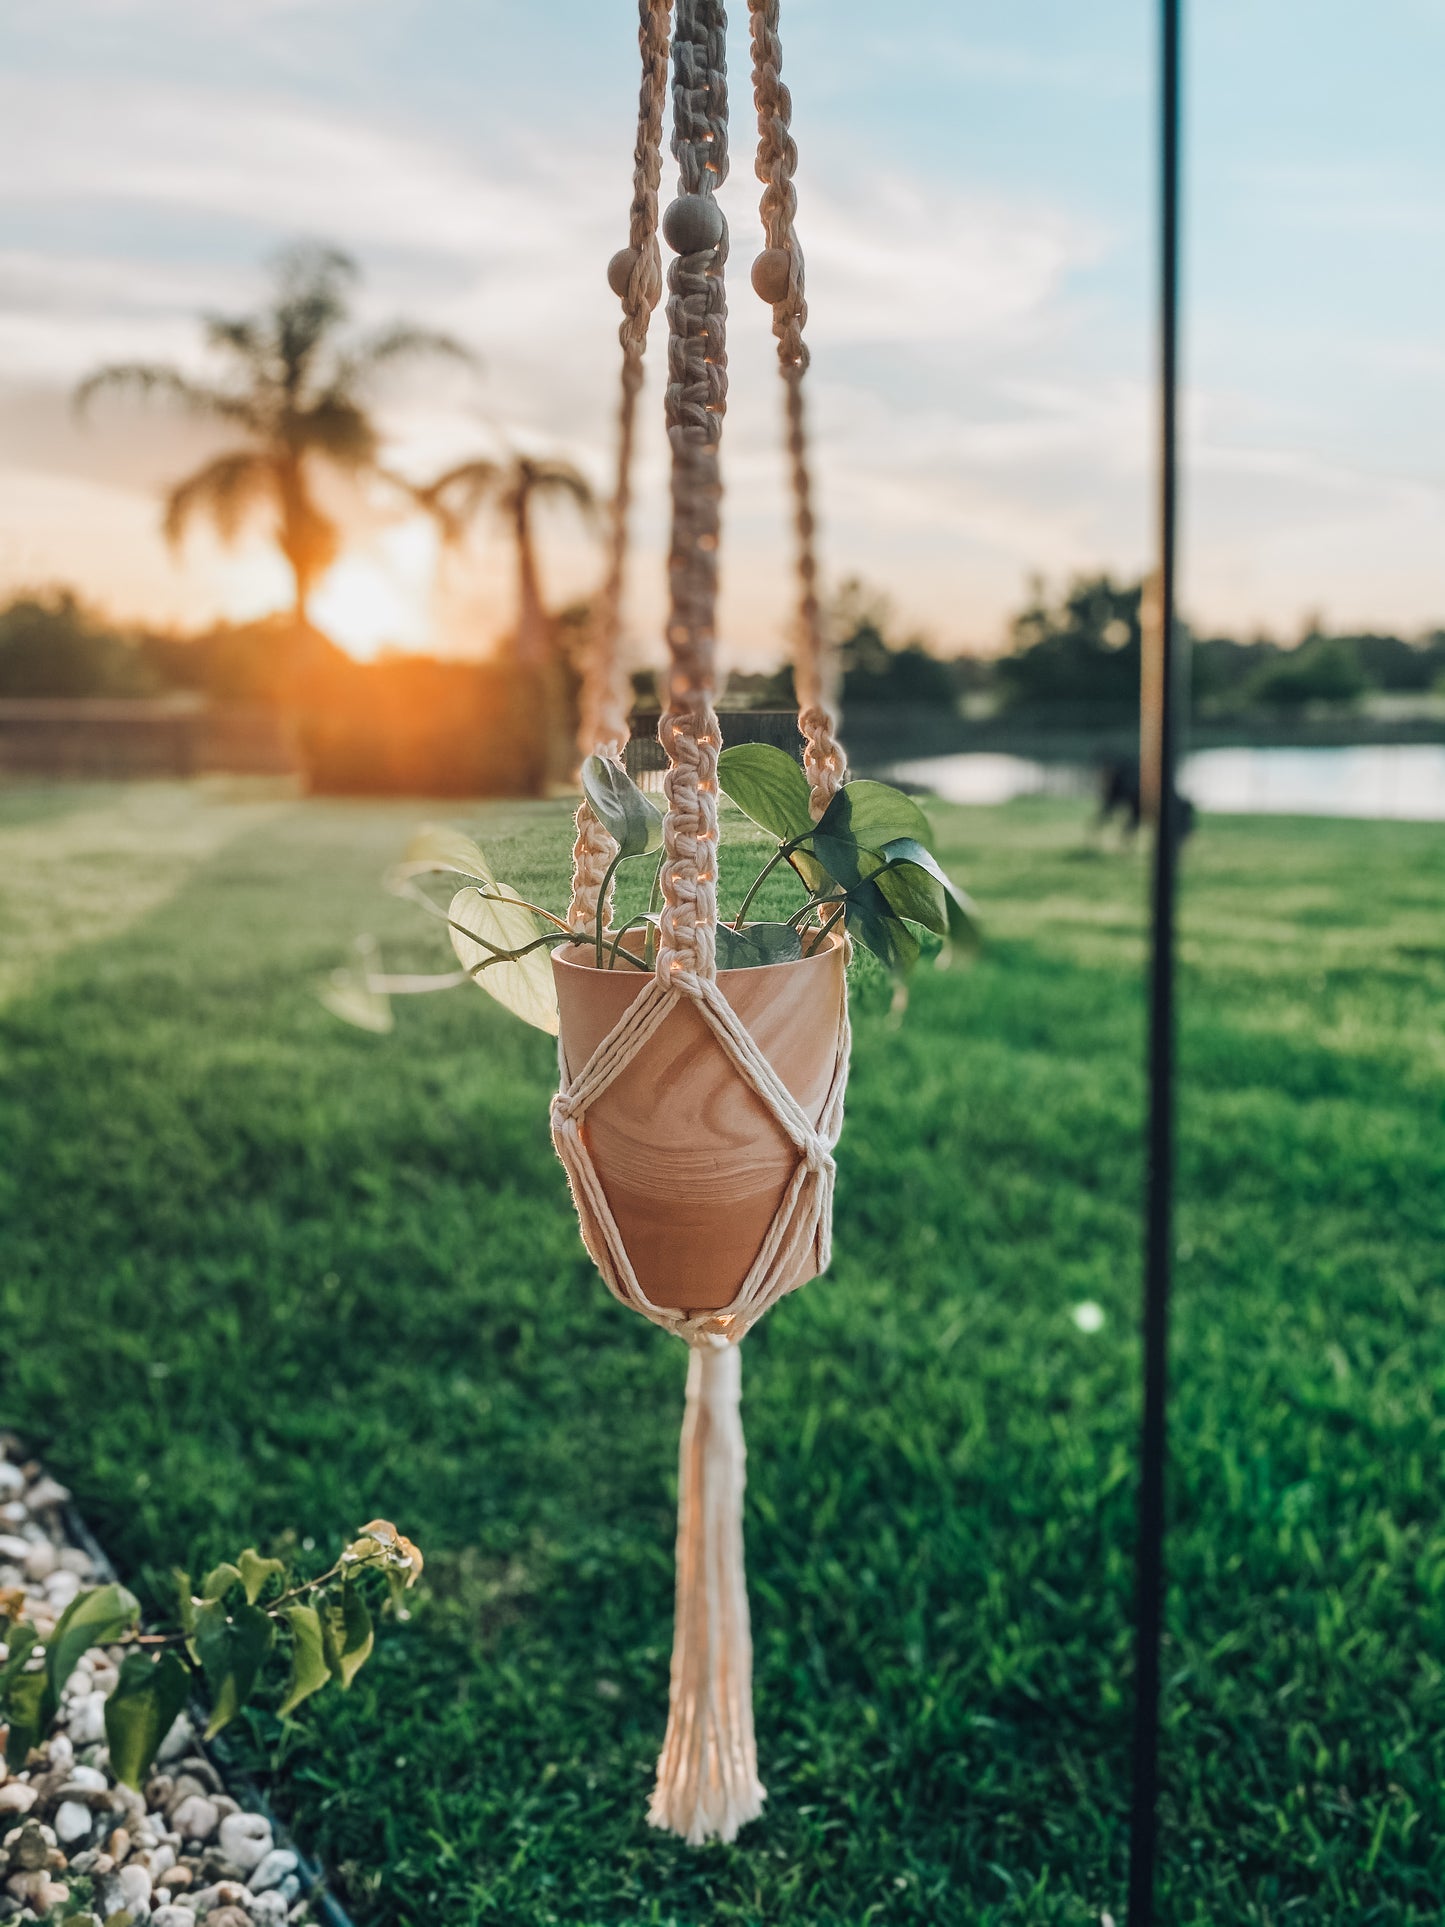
[552, 931, 847, 1313]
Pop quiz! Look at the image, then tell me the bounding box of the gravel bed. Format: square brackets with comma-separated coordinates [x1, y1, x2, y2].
[0, 1436, 350, 1927]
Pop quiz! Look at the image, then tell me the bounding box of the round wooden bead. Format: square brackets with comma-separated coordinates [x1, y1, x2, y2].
[662, 192, 724, 255]
[750, 248, 792, 304]
[607, 247, 639, 299]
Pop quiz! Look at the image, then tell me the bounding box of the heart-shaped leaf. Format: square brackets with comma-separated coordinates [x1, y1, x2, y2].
[194, 1596, 274, 1739]
[277, 1604, 331, 1718]
[877, 838, 981, 950]
[320, 935, 394, 1035]
[448, 885, 559, 1035]
[237, 1548, 285, 1606]
[105, 1650, 191, 1789]
[391, 823, 497, 886]
[806, 836, 920, 976]
[718, 743, 814, 842]
[3, 1664, 47, 1770]
[815, 780, 935, 854]
[47, 1583, 141, 1706]
[321, 1585, 374, 1690]
[715, 921, 804, 970]
[581, 756, 663, 859]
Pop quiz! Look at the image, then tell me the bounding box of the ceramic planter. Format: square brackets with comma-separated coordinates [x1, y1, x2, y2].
[552, 931, 847, 1312]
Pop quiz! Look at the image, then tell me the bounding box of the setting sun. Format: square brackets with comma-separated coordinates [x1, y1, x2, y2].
[309, 520, 440, 660]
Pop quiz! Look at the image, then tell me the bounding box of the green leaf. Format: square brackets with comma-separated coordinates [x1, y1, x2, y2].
[448, 885, 559, 1035]
[391, 823, 497, 887]
[193, 1597, 274, 1739]
[2, 1660, 47, 1770]
[877, 838, 981, 950]
[200, 1562, 243, 1602]
[173, 1571, 196, 1636]
[104, 1650, 190, 1789]
[319, 966, 393, 1035]
[277, 1604, 331, 1718]
[0, 1620, 40, 1682]
[237, 1549, 285, 1606]
[47, 1582, 140, 1705]
[815, 779, 935, 854]
[580, 756, 663, 859]
[715, 921, 804, 970]
[808, 835, 921, 976]
[321, 1585, 374, 1690]
[718, 744, 814, 842]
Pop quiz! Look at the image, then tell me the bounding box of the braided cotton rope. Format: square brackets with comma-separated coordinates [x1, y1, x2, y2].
[747, 0, 844, 820]
[653, 0, 730, 990]
[568, 0, 673, 936]
[550, 0, 853, 1848]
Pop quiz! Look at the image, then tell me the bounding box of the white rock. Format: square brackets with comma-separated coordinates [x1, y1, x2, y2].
[44, 1733, 73, 1775]
[154, 1909, 196, 1926]
[278, 1871, 302, 1902]
[217, 1810, 272, 1874]
[0, 1463, 23, 1497]
[23, 1476, 70, 1511]
[171, 1793, 219, 1842]
[249, 1847, 299, 1893]
[0, 1533, 29, 1564]
[68, 1689, 107, 1744]
[0, 1504, 26, 1527]
[55, 1800, 93, 1844]
[117, 1861, 153, 1911]
[156, 1713, 195, 1764]
[66, 1764, 107, 1793]
[0, 1783, 37, 1814]
[247, 1892, 289, 1926]
[45, 1568, 82, 1607]
[64, 1663, 96, 1699]
[22, 1539, 57, 1581]
[150, 1843, 176, 1878]
[59, 1548, 94, 1577]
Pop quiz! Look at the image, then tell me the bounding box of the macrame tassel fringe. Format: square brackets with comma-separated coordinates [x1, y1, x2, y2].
[648, 1337, 766, 1844]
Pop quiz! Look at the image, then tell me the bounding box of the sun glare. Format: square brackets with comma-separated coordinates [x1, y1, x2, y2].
[310, 522, 439, 661]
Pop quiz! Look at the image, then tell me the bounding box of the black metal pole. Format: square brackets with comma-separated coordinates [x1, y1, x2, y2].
[1127, 0, 1182, 1923]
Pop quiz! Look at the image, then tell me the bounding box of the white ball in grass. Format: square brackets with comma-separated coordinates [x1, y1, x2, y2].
[1071, 1300, 1106, 1334]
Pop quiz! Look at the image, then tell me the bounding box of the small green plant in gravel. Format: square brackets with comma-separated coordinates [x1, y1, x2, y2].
[0, 1522, 422, 1788]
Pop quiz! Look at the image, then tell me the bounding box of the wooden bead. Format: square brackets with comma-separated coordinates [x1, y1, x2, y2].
[662, 193, 724, 255]
[607, 247, 639, 299]
[750, 248, 792, 304]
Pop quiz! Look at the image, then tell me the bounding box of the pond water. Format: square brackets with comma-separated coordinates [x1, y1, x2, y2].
[890, 745, 1445, 821]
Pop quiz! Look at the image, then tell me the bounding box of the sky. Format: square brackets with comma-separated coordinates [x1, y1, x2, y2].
[2, 0, 1443, 668]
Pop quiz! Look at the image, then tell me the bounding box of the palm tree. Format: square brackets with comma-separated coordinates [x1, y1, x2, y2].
[75, 243, 475, 626]
[414, 452, 598, 791]
[417, 454, 597, 670]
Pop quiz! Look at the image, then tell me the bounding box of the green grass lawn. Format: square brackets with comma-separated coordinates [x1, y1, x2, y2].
[2, 783, 1442, 1926]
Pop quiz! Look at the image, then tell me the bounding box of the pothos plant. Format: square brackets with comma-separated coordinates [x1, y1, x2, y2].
[324, 744, 977, 1036]
[0, 1522, 422, 1789]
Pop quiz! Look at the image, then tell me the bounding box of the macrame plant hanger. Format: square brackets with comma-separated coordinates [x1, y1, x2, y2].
[556, 0, 847, 1846]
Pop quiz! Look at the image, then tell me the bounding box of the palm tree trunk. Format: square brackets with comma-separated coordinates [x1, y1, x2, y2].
[513, 493, 548, 672]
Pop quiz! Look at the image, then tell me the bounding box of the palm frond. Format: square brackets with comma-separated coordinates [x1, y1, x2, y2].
[521, 458, 599, 526]
[73, 364, 260, 430]
[411, 459, 505, 539]
[162, 451, 275, 549]
[296, 396, 377, 469]
[353, 324, 480, 377]
[203, 315, 275, 381]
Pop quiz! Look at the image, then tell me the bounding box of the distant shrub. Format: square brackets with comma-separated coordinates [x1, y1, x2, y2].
[0, 591, 159, 699]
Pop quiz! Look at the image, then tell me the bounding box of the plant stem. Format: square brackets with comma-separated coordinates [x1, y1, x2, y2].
[644, 853, 664, 968]
[595, 852, 627, 968]
[731, 838, 806, 931]
[806, 902, 847, 955]
[606, 914, 654, 971]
